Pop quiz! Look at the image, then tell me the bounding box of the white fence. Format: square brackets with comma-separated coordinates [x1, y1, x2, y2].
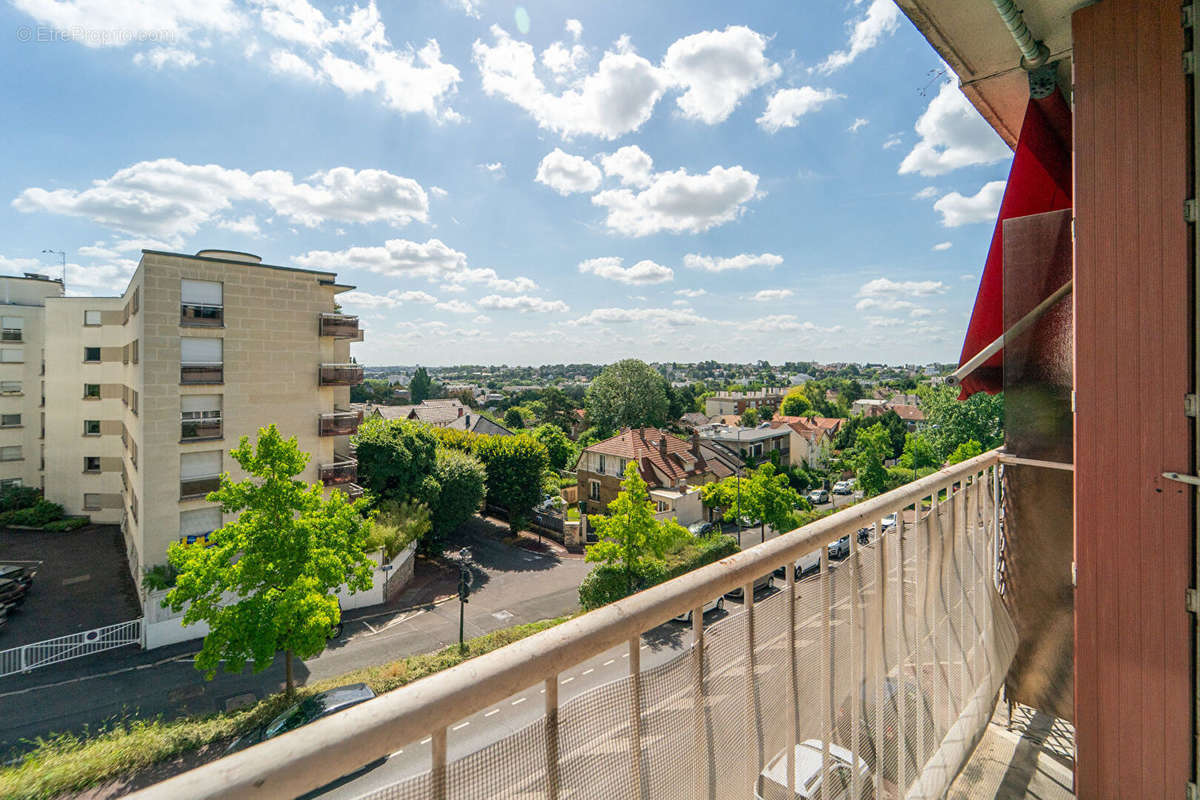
[0, 619, 143, 678]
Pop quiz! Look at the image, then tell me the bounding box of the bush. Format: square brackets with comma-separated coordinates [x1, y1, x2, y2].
[364, 501, 431, 560]
[531, 424, 573, 471]
[42, 517, 89, 532]
[1, 500, 65, 527]
[429, 449, 487, 550]
[351, 417, 440, 505]
[431, 427, 481, 454]
[473, 434, 550, 532]
[142, 563, 178, 592]
[578, 534, 739, 610]
[0, 485, 40, 512]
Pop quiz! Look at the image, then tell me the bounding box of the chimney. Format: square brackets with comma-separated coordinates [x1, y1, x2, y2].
[691, 431, 701, 456]
[464, 413, 471, 428]
[658, 435, 668, 459]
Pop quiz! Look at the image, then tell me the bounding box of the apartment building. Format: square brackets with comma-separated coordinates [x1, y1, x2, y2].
[34, 248, 364, 600]
[702, 388, 785, 417]
[0, 274, 65, 490]
[695, 422, 790, 468]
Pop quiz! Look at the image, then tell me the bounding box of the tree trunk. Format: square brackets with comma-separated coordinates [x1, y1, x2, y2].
[285, 649, 294, 696]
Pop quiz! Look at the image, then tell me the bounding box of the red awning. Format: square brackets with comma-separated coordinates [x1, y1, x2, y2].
[956, 90, 1072, 397]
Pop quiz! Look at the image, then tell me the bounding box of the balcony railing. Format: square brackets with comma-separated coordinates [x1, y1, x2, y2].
[319, 312, 360, 339]
[342, 483, 365, 499]
[180, 303, 223, 327]
[180, 363, 223, 384]
[181, 418, 222, 441]
[179, 474, 220, 500]
[130, 450, 1014, 800]
[318, 409, 363, 437]
[319, 457, 357, 486]
[319, 363, 363, 387]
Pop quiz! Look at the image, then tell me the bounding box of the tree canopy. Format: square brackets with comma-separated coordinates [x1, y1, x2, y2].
[352, 417, 440, 505]
[409, 366, 433, 404]
[165, 425, 373, 695]
[918, 384, 1004, 459]
[473, 433, 550, 532]
[700, 463, 809, 538]
[779, 388, 813, 417]
[850, 422, 892, 497]
[429, 449, 487, 547]
[532, 423, 573, 471]
[584, 359, 670, 431]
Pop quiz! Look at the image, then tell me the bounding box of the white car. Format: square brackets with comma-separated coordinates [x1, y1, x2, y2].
[832, 480, 853, 495]
[672, 596, 725, 623]
[753, 739, 870, 800]
[881, 512, 897, 532]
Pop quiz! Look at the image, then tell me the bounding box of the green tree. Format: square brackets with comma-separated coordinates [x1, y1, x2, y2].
[584, 359, 670, 432]
[947, 439, 984, 465]
[701, 464, 808, 540]
[586, 462, 689, 593]
[539, 386, 576, 432]
[503, 407, 525, 430]
[918, 384, 1004, 459]
[779, 388, 813, 417]
[532, 423, 573, 470]
[851, 423, 892, 497]
[473, 434, 550, 533]
[429, 449, 487, 550]
[165, 425, 372, 695]
[409, 367, 433, 404]
[351, 417, 439, 505]
[898, 433, 939, 470]
[740, 408, 759, 427]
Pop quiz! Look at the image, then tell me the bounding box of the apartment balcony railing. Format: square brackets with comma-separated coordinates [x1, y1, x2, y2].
[319, 456, 357, 486]
[179, 474, 220, 500]
[319, 363, 363, 387]
[342, 483, 365, 500]
[131, 450, 1014, 800]
[181, 418, 222, 441]
[319, 312, 360, 339]
[180, 363, 223, 385]
[318, 409, 363, 437]
[180, 303, 223, 327]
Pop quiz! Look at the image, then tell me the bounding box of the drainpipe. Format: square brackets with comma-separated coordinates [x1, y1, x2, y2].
[991, 0, 1050, 69]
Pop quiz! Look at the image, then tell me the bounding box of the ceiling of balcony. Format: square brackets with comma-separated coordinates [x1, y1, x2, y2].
[895, 0, 1090, 147]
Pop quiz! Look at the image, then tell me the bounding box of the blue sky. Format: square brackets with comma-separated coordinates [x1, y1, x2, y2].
[0, 0, 1013, 366]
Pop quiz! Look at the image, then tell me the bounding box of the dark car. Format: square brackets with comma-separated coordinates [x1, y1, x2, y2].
[0, 577, 27, 607]
[725, 572, 776, 599]
[226, 683, 376, 754]
[687, 521, 717, 537]
[0, 564, 34, 592]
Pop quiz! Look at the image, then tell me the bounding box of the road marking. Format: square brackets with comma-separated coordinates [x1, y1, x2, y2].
[539, 688, 545, 693]
[62, 574, 90, 586]
[452, 722, 470, 731]
[603, 659, 615, 666]
[390, 749, 404, 757]
[561, 677, 574, 685]
[622, 653, 629, 658]
[512, 697, 527, 706]
[581, 668, 594, 675]
[361, 620, 378, 635]
[640, 645, 648, 650]
[484, 709, 500, 717]
[420, 737, 432, 744]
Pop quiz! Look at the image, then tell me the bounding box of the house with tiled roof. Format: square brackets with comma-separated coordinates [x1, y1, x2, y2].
[770, 416, 835, 469]
[888, 404, 926, 431]
[443, 411, 513, 437]
[574, 427, 738, 520]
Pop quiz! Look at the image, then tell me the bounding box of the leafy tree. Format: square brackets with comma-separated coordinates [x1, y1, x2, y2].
[918, 384, 1004, 459]
[898, 433, 939, 470]
[429, 449, 487, 549]
[947, 439, 984, 465]
[740, 408, 760, 427]
[165, 425, 373, 695]
[779, 388, 813, 417]
[585, 359, 670, 432]
[352, 417, 440, 505]
[364, 500, 431, 560]
[409, 367, 433, 404]
[701, 464, 808, 539]
[539, 386, 576, 432]
[473, 434, 550, 533]
[453, 389, 478, 408]
[350, 378, 393, 404]
[586, 462, 690, 594]
[532, 423, 573, 470]
[576, 426, 617, 449]
[850, 423, 892, 497]
[503, 407, 525, 430]
[833, 410, 906, 458]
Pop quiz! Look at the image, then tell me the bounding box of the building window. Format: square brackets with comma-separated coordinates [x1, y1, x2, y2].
[83, 420, 101, 436]
[1, 348, 23, 363]
[84, 310, 102, 326]
[83, 346, 101, 363]
[0, 446, 21, 462]
[180, 507, 221, 546]
[131, 288, 140, 314]
[130, 389, 138, 416]
[83, 383, 101, 399]
[181, 338, 223, 384]
[181, 395, 222, 440]
[656, 501, 668, 513]
[181, 451, 222, 499]
[180, 280, 223, 327]
[1, 317, 23, 342]
[598, 454, 606, 474]
[0, 478, 21, 489]
[84, 456, 101, 473]
[83, 493, 101, 510]
[0, 381, 21, 395]
[131, 339, 139, 364]
[0, 414, 20, 428]
[589, 480, 600, 501]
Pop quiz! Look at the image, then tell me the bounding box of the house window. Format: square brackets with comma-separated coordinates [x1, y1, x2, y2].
[131, 288, 139, 314]
[131, 339, 139, 364]
[83, 420, 101, 436]
[597, 454, 606, 474]
[589, 480, 600, 501]
[83, 493, 101, 510]
[656, 501, 668, 513]
[0, 478, 22, 489]
[130, 389, 138, 416]
[1, 317, 23, 342]
[84, 310, 102, 326]
[181, 395, 222, 440]
[0, 381, 20, 395]
[180, 338, 223, 384]
[0, 414, 20, 428]
[83, 346, 101, 363]
[180, 280, 223, 327]
[83, 383, 100, 399]
[1, 348, 23, 363]
[181, 451, 222, 499]
[180, 507, 222, 545]
[0, 446, 21, 462]
[84, 456, 101, 473]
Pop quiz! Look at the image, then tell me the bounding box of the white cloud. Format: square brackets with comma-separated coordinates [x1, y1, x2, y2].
[757, 87, 842, 133]
[216, 215, 260, 234]
[438, 266, 536, 294]
[541, 40, 588, 82]
[478, 294, 569, 313]
[447, 0, 481, 19]
[578, 257, 673, 285]
[472, 314, 492, 324]
[740, 315, 841, 335]
[535, 148, 603, 196]
[858, 277, 949, 297]
[913, 185, 939, 199]
[437, 299, 475, 313]
[675, 288, 707, 299]
[662, 26, 781, 124]
[269, 49, 319, 81]
[485, 274, 537, 293]
[899, 81, 1011, 176]
[683, 252, 782, 272]
[933, 180, 1005, 227]
[600, 145, 654, 188]
[856, 297, 915, 312]
[12, 0, 243, 46]
[932, 241, 952, 251]
[572, 306, 704, 326]
[848, 117, 868, 133]
[440, 283, 466, 293]
[883, 134, 902, 150]
[14, 159, 429, 243]
[132, 47, 200, 69]
[592, 164, 760, 236]
[815, 0, 900, 74]
[671, 299, 690, 306]
[293, 238, 466, 280]
[565, 19, 583, 40]
[473, 25, 670, 140]
[479, 161, 505, 177]
[339, 288, 438, 309]
[910, 308, 935, 317]
[430, 186, 448, 198]
[752, 288, 792, 301]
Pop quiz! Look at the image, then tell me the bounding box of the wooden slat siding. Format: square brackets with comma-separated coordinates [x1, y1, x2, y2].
[1073, 2, 1191, 799]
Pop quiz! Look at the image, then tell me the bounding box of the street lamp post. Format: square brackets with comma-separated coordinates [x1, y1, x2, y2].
[456, 547, 472, 652]
[41, 249, 65, 293]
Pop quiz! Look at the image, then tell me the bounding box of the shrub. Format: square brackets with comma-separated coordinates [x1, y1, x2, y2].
[578, 534, 739, 610]
[42, 517, 88, 532]
[0, 485, 40, 512]
[3, 500, 64, 527]
[351, 417, 439, 505]
[431, 427, 481, 454]
[429, 449, 487, 550]
[364, 501, 431, 560]
[142, 563, 178, 592]
[472, 434, 549, 533]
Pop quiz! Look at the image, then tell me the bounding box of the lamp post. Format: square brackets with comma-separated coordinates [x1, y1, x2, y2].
[41, 249, 66, 293]
[456, 547, 472, 652]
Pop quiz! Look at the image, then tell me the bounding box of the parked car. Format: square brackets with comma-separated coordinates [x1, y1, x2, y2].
[226, 683, 376, 754]
[0, 564, 34, 592]
[753, 739, 870, 800]
[673, 595, 725, 623]
[725, 572, 776, 599]
[836, 676, 924, 779]
[881, 513, 897, 532]
[828, 536, 850, 561]
[687, 521, 716, 537]
[808, 489, 829, 504]
[832, 480, 853, 495]
[774, 547, 822, 580]
[0, 577, 27, 607]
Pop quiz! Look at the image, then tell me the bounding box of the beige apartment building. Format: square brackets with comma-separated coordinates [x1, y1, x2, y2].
[27, 248, 364, 603]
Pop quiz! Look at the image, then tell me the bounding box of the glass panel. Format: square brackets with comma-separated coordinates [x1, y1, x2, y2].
[180, 338, 222, 363]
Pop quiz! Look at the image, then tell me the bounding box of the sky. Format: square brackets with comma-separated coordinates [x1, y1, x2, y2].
[0, 0, 1014, 366]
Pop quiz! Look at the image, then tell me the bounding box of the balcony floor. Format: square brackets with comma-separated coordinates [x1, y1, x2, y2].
[948, 699, 1075, 800]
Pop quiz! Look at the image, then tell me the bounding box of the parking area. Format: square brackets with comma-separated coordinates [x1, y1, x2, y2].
[0, 524, 141, 648]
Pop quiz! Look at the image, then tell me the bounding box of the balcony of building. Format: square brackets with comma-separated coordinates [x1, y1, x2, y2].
[319, 363, 363, 387]
[342, 482, 364, 500]
[319, 455, 357, 486]
[180, 302, 223, 328]
[180, 363, 223, 385]
[318, 408, 363, 437]
[134, 449, 1076, 800]
[319, 312, 359, 339]
[178, 474, 220, 501]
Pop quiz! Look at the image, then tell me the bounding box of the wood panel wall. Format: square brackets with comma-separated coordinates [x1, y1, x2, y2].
[1073, 2, 1191, 797]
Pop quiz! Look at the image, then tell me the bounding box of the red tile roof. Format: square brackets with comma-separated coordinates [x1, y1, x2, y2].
[583, 427, 735, 485]
[889, 404, 925, 421]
